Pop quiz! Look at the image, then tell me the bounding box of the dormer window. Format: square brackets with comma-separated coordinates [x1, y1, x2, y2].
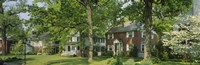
[107, 34, 114, 39]
[126, 31, 134, 38]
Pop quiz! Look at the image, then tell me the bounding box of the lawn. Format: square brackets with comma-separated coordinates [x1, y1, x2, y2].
[1, 55, 200, 65]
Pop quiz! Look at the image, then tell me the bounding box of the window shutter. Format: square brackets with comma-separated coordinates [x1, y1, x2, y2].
[112, 34, 114, 39]
[141, 32, 144, 38]
[126, 44, 129, 51]
[107, 34, 109, 39]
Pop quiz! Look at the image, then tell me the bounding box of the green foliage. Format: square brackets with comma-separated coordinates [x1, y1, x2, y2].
[107, 57, 116, 65]
[0, 56, 22, 62]
[139, 59, 153, 65]
[104, 51, 113, 57]
[130, 46, 138, 57]
[151, 57, 161, 64]
[162, 16, 200, 61]
[123, 59, 135, 65]
[43, 44, 54, 55]
[115, 57, 123, 65]
[161, 51, 169, 61]
[106, 57, 123, 65]
[10, 40, 23, 55]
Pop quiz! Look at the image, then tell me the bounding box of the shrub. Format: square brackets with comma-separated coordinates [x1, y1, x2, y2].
[130, 46, 138, 57]
[0, 58, 4, 64]
[107, 57, 116, 65]
[10, 40, 23, 55]
[161, 51, 169, 61]
[151, 57, 161, 64]
[1, 56, 22, 62]
[140, 59, 153, 65]
[104, 51, 113, 57]
[107, 57, 123, 65]
[44, 44, 54, 55]
[124, 59, 135, 65]
[115, 57, 123, 65]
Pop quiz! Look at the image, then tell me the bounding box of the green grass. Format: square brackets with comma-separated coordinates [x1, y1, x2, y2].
[1, 55, 200, 65]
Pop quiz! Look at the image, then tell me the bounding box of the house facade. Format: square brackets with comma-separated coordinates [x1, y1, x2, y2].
[61, 31, 81, 56]
[106, 22, 158, 57]
[84, 36, 106, 56]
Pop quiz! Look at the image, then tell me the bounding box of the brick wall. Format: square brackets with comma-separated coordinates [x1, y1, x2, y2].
[106, 30, 158, 52]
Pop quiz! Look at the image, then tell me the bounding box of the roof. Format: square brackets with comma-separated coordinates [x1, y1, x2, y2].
[107, 23, 138, 34]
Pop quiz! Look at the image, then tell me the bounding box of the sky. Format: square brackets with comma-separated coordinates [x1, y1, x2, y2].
[3, 0, 45, 20]
[3, 0, 131, 20]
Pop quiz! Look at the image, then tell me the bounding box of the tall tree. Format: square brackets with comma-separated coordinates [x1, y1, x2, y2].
[143, 0, 153, 59]
[0, 0, 26, 54]
[123, 0, 192, 59]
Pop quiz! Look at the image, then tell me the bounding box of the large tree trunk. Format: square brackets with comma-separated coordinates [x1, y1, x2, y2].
[144, 0, 153, 59]
[86, 4, 94, 63]
[1, 26, 7, 55]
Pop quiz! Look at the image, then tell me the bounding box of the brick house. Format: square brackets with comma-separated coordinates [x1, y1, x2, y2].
[106, 22, 158, 57]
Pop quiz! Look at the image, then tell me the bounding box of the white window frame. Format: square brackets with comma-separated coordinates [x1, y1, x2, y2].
[107, 34, 114, 39]
[126, 31, 134, 38]
[112, 34, 114, 39]
[72, 37, 78, 42]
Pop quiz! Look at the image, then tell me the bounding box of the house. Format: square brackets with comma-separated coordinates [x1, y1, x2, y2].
[106, 22, 158, 57]
[26, 34, 59, 55]
[84, 35, 106, 56]
[61, 31, 81, 56]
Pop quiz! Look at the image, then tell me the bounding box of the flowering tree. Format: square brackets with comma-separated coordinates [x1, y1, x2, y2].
[162, 16, 200, 61]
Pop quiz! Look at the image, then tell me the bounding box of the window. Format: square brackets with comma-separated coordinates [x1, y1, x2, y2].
[68, 46, 71, 51]
[141, 32, 144, 38]
[107, 34, 114, 39]
[77, 46, 80, 50]
[72, 37, 79, 42]
[141, 44, 144, 52]
[151, 35, 154, 39]
[107, 45, 112, 51]
[126, 31, 134, 38]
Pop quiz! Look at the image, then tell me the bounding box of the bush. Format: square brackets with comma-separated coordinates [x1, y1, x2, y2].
[1, 56, 22, 62]
[107, 57, 116, 65]
[151, 57, 161, 64]
[161, 52, 169, 61]
[124, 59, 135, 65]
[44, 44, 54, 55]
[104, 51, 113, 57]
[10, 40, 23, 55]
[107, 57, 123, 65]
[140, 59, 153, 65]
[0, 58, 4, 65]
[115, 57, 123, 65]
[130, 46, 138, 57]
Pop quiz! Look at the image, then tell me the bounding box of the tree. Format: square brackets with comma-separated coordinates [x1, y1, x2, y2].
[123, 0, 192, 59]
[0, 0, 26, 55]
[162, 16, 200, 62]
[29, 0, 122, 62]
